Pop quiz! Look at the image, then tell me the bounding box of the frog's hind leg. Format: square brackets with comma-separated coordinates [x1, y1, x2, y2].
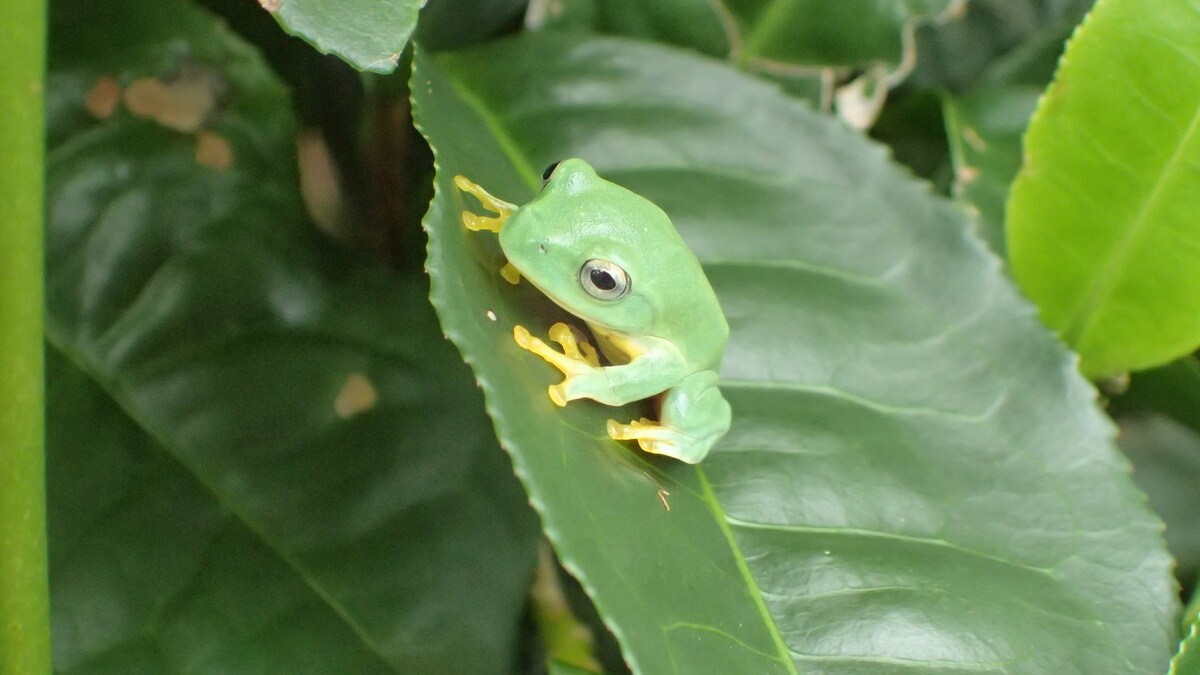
[607, 371, 730, 464]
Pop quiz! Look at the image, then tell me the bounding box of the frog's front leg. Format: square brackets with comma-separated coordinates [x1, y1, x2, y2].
[514, 323, 600, 406]
[455, 175, 522, 284]
[607, 370, 730, 464]
[514, 325, 684, 407]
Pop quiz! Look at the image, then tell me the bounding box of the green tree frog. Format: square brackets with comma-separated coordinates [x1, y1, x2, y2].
[454, 158, 731, 464]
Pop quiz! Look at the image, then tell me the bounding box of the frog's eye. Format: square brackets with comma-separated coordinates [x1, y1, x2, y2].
[541, 161, 562, 187]
[579, 259, 630, 301]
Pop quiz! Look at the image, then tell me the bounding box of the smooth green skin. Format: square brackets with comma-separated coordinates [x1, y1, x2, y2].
[0, 0, 50, 671]
[44, 1, 538, 671]
[417, 34, 1178, 674]
[1007, 0, 1200, 377]
[498, 158, 731, 463]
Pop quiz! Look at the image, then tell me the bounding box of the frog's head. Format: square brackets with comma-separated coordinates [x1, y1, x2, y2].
[499, 158, 671, 334]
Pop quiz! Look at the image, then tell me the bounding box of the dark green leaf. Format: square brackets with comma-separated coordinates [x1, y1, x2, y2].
[46, 352, 394, 674]
[912, 0, 1092, 91]
[528, 0, 729, 57]
[942, 85, 1040, 255]
[726, 0, 957, 69]
[1007, 0, 1200, 377]
[418, 0, 529, 51]
[269, 0, 424, 73]
[1111, 356, 1200, 437]
[413, 33, 1178, 673]
[46, 1, 538, 671]
[1118, 414, 1200, 589]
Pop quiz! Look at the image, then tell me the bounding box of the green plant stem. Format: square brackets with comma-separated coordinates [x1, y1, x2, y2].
[0, 0, 50, 673]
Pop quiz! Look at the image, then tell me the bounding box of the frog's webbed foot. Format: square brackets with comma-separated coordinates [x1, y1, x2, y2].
[455, 175, 522, 285]
[514, 323, 601, 406]
[454, 175, 516, 231]
[606, 418, 685, 458]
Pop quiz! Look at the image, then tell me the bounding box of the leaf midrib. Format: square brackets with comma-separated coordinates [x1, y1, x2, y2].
[439, 62, 801, 673]
[1062, 82, 1200, 353]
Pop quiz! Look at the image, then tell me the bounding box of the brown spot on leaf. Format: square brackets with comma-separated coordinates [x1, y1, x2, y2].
[123, 70, 220, 133]
[962, 126, 988, 152]
[195, 130, 234, 170]
[297, 128, 344, 235]
[85, 76, 121, 119]
[957, 165, 980, 184]
[259, 0, 281, 11]
[335, 373, 377, 418]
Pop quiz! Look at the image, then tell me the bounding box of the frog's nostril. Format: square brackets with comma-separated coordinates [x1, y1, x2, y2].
[538, 243, 547, 254]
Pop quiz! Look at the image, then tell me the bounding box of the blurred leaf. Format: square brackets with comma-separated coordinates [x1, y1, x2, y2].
[46, 352, 396, 674]
[418, 0, 528, 51]
[1173, 616, 1200, 675]
[942, 85, 1039, 254]
[1007, 0, 1200, 377]
[912, 0, 1092, 90]
[869, 88, 952, 187]
[527, 0, 729, 57]
[1117, 414, 1200, 589]
[267, 0, 424, 73]
[45, 1, 538, 672]
[726, 0, 958, 69]
[413, 33, 1177, 673]
[1186, 591, 1200, 632]
[1111, 356, 1200, 437]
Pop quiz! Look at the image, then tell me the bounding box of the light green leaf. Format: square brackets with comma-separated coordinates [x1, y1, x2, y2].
[1006, 0, 1200, 377]
[1173, 616, 1200, 675]
[413, 33, 1178, 673]
[268, 0, 425, 73]
[45, 1, 538, 671]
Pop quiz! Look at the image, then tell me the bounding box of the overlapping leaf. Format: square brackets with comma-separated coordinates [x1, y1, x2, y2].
[267, 0, 425, 73]
[413, 33, 1178, 673]
[1007, 0, 1200, 377]
[45, 1, 538, 671]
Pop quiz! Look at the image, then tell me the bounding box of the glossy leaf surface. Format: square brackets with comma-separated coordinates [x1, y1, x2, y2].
[1007, 0, 1200, 377]
[413, 33, 1177, 673]
[268, 0, 424, 73]
[45, 1, 538, 671]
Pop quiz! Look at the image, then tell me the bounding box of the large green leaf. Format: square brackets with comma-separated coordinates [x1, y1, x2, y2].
[413, 33, 1178, 673]
[267, 0, 424, 73]
[46, 352, 395, 673]
[1006, 0, 1200, 377]
[45, 1, 538, 671]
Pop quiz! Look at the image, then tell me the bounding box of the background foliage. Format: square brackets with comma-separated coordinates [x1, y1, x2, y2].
[10, 0, 1199, 672]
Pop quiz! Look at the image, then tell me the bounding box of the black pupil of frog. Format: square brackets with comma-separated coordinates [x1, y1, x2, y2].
[590, 268, 617, 291]
[541, 161, 561, 183]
